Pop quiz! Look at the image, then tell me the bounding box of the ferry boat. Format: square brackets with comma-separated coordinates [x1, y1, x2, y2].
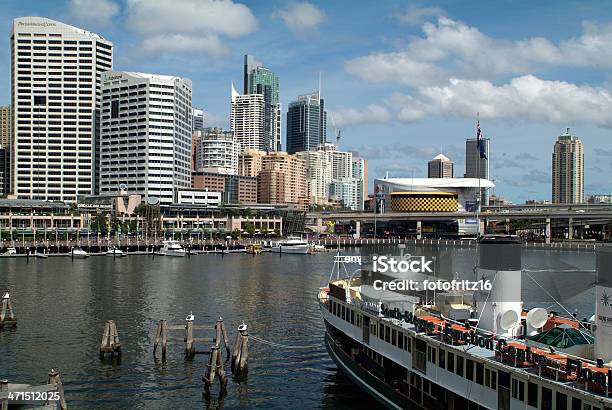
[159, 240, 186, 257]
[318, 236, 612, 410]
[271, 237, 310, 254]
[2, 247, 17, 256]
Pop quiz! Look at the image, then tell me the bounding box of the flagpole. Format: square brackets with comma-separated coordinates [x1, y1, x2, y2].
[476, 113, 481, 238]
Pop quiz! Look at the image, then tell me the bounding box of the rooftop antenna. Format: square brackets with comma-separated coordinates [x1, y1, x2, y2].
[318, 71, 322, 100]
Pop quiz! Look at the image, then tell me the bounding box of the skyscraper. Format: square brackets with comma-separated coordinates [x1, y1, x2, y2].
[552, 128, 584, 204]
[231, 83, 265, 152]
[192, 107, 204, 131]
[10, 17, 113, 201]
[464, 137, 490, 205]
[296, 149, 332, 205]
[194, 127, 238, 175]
[286, 92, 326, 154]
[243, 55, 281, 152]
[352, 157, 368, 210]
[428, 154, 454, 178]
[0, 106, 10, 147]
[99, 71, 192, 205]
[257, 152, 308, 208]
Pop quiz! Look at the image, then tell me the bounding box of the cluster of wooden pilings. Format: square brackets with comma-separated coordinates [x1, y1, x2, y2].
[151, 314, 249, 393]
[0, 369, 67, 409]
[0, 291, 16, 328]
[99, 320, 121, 359]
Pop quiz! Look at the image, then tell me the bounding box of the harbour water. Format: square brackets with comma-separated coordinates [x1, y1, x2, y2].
[0, 246, 596, 408]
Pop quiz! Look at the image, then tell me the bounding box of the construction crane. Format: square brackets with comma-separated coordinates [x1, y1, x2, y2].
[328, 111, 342, 147]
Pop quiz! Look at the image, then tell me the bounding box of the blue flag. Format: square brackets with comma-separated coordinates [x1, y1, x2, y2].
[477, 121, 487, 159]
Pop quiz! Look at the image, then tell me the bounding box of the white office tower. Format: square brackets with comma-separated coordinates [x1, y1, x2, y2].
[296, 150, 332, 205]
[194, 127, 238, 175]
[230, 83, 264, 153]
[595, 248, 612, 363]
[99, 71, 192, 205]
[476, 236, 523, 338]
[10, 17, 113, 201]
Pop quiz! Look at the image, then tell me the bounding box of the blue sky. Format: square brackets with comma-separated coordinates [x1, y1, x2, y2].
[1, 0, 612, 203]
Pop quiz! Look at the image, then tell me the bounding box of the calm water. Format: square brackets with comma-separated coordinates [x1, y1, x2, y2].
[0, 246, 596, 408]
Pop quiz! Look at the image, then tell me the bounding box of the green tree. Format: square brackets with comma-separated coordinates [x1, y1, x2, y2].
[244, 222, 256, 235]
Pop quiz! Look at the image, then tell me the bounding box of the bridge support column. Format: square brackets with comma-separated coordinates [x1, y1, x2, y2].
[416, 221, 422, 240]
[545, 218, 551, 244]
[568, 217, 573, 240]
[505, 218, 510, 234]
[355, 221, 361, 238]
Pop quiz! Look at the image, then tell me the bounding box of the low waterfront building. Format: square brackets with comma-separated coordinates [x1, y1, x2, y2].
[176, 190, 221, 206]
[374, 177, 495, 235]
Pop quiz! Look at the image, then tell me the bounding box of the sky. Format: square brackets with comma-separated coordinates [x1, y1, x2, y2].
[1, 0, 611, 203]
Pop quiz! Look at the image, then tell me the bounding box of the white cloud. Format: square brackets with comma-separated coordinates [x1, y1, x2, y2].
[272, 2, 325, 34]
[330, 104, 391, 126]
[68, 0, 119, 27]
[346, 17, 612, 86]
[142, 34, 228, 56]
[126, 0, 258, 55]
[394, 75, 612, 128]
[396, 5, 446, 26]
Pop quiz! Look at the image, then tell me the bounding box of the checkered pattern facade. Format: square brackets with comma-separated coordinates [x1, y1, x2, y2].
[390, 193, 458, 212]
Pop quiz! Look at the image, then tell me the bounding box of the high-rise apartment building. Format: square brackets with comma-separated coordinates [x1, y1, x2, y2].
[329, 178, 359, 210]
[243, 55, 281, 152]
[296, 149, 332, 205]
[552, 128, 584, 204]
[194, 127, 238, 175]
[428, 154, 454, 178]
[257, 152, 308, 208]
[231, 83, 265, 153]
[286, 92, 326, 154]
[238, 148, 265, 177]
[0, 106, 10, 147]
[192, 107, 204, 131]
[192, 171, 257, 204]
[352, 157, 368, 210]
[99, 71, 192, 205]
[464, 137, 490, 205]
[10, 17, 113, 201]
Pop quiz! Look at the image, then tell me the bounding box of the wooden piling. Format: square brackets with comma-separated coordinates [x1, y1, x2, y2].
[203, 345, 219, 389]
[0, 379, 8, 410]
[0, 291, 16, 328]
[231, 324, 248, 376]
[216, 317, 231, 358]
[153, 320, 168, 361]
[99, 320, 121, 358]
[185, 316, 195, 357]
[47, 369, 67, 410]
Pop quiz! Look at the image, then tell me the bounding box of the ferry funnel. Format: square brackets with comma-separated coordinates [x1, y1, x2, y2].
[476, 235, 522, 337]
[595, 247, 612, 363]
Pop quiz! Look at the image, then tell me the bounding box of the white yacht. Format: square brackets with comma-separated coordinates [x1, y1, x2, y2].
[106, 246, 126, 257]
[71, 246, 89, 258]
[271, 236, 310, 254]
[159, 240, 186, 257]
[2, 247, 17, 256]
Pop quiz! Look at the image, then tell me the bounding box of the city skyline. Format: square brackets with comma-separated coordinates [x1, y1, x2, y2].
[0, 1, 611, 203]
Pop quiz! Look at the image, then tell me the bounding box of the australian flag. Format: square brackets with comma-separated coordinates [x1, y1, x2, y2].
[477, 120, 487, 159]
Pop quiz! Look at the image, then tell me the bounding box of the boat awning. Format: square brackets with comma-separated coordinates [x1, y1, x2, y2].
[527, 324, 594, 349]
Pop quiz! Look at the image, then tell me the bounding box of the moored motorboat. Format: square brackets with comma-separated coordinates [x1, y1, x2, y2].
[159, 240, 186, 257]
[271, 237, 310, 254]
[106, 246, 126, 257]
[71, 246, 89, 258]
